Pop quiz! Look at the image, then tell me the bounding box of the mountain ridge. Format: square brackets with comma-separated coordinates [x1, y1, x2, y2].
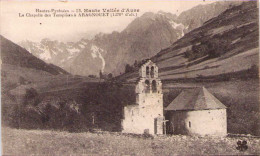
[19, 1, 242, 76]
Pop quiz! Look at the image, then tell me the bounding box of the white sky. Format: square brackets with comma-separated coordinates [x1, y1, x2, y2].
[0, 0, 218, 43]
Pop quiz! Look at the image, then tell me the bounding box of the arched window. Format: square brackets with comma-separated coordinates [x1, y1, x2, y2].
[152, 80, 157, 93]
[145, 80, 150, 93]
[146, 66, 150, 77]
[151, 66, 154, 78]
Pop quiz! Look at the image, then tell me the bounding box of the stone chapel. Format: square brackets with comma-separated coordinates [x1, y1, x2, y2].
[121, 60, 227, 136]
[121, 60, 165, 135]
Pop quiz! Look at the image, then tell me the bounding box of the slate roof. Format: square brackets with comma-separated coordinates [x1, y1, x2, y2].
[165, 87, 226, 111]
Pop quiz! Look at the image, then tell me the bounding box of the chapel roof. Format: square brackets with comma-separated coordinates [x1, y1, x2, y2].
[165, 87, 226, 111]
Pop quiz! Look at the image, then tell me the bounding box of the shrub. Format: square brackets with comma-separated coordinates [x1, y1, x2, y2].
[184, 38, 231, 61]
[125, 64, 134, 73]
[88, 75, 97, 78]
[247, 64, 258, 78]
[19, 76, 26, 85]
[206, 38, 230, 58]
[107, 73, 113, 79]
[23, 88, 40, 106]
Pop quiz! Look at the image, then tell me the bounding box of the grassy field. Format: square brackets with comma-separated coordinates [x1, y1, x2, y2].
[2, 127, 260, 155]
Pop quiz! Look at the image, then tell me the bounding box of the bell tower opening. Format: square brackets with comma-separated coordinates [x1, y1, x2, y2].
[152, 80, 157, 93]
[146, 66, 150, 77]
[145, 80, 150, 93]
[151, 66, 154, 78]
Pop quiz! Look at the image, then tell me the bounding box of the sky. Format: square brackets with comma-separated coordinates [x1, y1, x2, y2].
[0, 0, 218, 43]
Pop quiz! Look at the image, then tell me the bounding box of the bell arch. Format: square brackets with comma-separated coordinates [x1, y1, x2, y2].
[145, 80, 150, 93]
[146, 66, 150, 77]
[152, 80, 157, 93]
[151, 66, 155, 78]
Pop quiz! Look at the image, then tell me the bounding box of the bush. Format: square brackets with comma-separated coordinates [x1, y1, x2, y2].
[125, 64, 134, 73]
[206, 38, 230, 58]
[247, 64, 258, 78]
[107, 73, 113, 79]
[184, 38, 231, 61]
[19, 76, 26, 85]
[88, 75, 97, 78]
[23, 88, 40, 106]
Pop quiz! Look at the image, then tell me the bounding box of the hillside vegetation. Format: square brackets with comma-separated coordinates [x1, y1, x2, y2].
[1, 36, 101, 132]
[2, 79, 135, 132]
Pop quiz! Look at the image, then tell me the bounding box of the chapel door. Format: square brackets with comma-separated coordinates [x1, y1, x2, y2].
[154, 116, 164, 135]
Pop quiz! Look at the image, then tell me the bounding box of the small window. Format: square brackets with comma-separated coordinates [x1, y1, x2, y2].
[189, 121, 191, 128]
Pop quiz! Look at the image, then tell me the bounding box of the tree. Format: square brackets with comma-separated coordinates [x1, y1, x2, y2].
[99, 70, 103, 79]
[23, 88, 39, 106]
[206, 38, 229, 58]
[134, 60, 138, 68]
[19, 76, 26, 85]
[108, 73, 113, 79]
[88, 75, 97, 78]
[125, 64, 134, 73]
[184, 37, 230, 61]
[247, 64, 258, 78]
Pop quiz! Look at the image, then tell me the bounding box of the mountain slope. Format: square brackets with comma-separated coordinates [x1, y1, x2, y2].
[1, 35, 72, 97]
[19, 38, 90, 73]
[177, 1, 242, 32]
[92, 11, 185, 75]
[20, 11, 184, 76]
[1, 36, 69, 75]
[118, 1, 259, 83]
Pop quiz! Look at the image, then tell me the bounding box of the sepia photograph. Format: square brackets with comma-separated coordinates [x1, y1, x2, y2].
[1, 0, 259, 155]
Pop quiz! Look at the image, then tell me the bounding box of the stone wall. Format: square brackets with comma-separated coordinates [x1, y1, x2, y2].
[122, 93, 164, 134]
[168, 109, 227, 136]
